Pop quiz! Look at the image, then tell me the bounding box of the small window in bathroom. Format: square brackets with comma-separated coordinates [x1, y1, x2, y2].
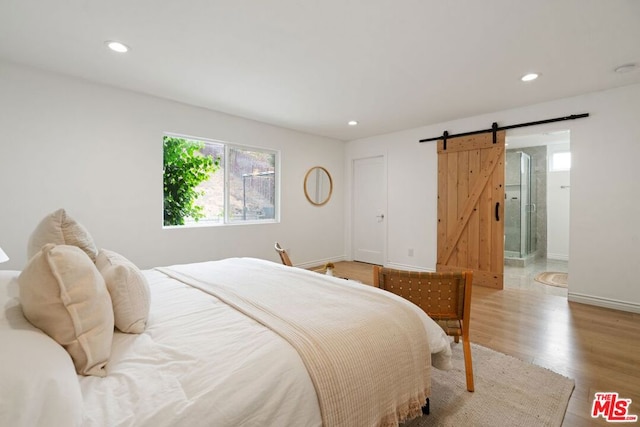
[550, 152, 571, 171]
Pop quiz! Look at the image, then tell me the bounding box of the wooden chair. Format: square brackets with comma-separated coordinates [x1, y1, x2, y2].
[373, 266, 475, 392]
[273, 243, 330, 274]
[274, 242, 292, 266]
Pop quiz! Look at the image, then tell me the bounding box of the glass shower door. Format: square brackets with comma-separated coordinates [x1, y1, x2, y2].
[505, 152, 533, 258]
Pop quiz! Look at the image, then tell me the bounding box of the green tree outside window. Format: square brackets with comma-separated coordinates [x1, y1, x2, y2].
[163, 136, 220, 226]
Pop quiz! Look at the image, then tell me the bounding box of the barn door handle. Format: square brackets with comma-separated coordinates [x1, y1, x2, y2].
[495, 202, 500, 221]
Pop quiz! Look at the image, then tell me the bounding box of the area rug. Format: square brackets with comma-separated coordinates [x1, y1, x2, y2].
[534, 272, 568, 288]
[403, 343, 575, 427]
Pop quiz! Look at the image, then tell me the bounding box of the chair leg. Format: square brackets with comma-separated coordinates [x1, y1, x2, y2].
[462, 336, 474, 392]
[421, 398, 430, 415]
[454, 335, 460, 343]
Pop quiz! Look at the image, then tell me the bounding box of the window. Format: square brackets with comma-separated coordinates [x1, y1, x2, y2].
[163, 135, 278, 227]
[550, 151, 571, 171]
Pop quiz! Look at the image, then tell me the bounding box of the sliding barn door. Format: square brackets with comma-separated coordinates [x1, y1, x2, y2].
[436, 131, 505, 289]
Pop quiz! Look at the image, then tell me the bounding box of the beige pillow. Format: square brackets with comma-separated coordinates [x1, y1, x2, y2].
[19, 244, 114, 377]
[27, 208, 98, 261]
[96, 249, 150, 334]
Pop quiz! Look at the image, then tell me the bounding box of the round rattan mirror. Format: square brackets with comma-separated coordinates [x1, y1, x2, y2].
[304, 166, 333, 206]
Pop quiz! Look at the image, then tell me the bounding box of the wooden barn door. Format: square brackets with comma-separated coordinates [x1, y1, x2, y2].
[436, 131, 505, 289]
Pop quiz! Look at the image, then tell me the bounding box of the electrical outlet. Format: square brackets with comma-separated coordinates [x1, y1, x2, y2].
[408, 248, 414, 257]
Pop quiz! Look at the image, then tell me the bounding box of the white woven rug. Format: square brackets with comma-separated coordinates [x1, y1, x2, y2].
[534, 272, 569, 288]
[403, 342, 575, 427]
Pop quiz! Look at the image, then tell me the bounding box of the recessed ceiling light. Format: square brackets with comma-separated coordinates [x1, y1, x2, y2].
[348, 120, 358, 126]
[106, 41, 129, 53]
[614, 63, 638, 74]
[521, 73, 539, 82]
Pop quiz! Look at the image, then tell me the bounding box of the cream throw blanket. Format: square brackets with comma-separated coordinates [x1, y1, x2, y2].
[157, 258, 430, 426]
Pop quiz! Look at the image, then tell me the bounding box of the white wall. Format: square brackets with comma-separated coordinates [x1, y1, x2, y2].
[547, 142, 571, 260]
[0, 61, 345, 270]
[346, 83, 640, 313]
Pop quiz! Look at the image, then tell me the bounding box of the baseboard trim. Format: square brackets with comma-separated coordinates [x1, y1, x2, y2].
[295, 256, 346, 269]
[547, 253, 569, 261]
[568, 292, 640, 314]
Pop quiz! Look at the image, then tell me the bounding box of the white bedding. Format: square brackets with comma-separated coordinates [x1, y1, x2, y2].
[0, 258, 452, 427]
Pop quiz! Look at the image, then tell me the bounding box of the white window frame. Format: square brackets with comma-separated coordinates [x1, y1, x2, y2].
[163, 133, 280, 228]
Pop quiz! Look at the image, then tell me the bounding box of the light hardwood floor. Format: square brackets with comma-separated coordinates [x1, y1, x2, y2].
[319, 261, 640, 426]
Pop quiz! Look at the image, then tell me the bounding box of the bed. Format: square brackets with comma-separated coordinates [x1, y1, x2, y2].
[1, 207, 453, 427]
[0, 255, 454, 427]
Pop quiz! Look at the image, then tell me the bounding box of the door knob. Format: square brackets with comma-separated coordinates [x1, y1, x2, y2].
[376, 214, 385, 220]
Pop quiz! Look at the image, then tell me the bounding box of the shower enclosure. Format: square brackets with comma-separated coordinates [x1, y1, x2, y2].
[505, 151, 537, 260]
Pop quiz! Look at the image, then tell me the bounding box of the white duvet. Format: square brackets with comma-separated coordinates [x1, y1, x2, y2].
[1, 259, 452, 427]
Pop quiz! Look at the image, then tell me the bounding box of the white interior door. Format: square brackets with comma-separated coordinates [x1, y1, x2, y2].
[352, 156, 385, 265]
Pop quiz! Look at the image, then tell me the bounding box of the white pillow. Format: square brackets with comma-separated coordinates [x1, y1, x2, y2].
[27, 208, 98, 261]
[19, 244, 114, 377]
[96, 249, 151, 333]
[0, 329, 83, 427]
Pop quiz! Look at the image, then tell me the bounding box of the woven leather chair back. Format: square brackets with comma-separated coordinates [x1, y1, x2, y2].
[375, 268, 467, 321]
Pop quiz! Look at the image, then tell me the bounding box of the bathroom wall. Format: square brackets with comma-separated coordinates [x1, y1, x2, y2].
[504, 151, 525, 256]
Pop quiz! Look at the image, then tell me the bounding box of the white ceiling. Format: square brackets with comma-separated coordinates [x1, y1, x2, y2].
[1, 1, 639, 141]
